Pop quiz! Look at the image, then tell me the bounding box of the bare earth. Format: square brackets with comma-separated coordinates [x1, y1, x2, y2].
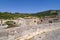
[0, 23, 60, 40]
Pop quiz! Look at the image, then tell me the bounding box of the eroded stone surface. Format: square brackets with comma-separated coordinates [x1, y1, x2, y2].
[0, 23, 60, 40]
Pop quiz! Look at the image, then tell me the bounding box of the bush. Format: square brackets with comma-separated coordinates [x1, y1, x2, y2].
[5, 21, 18, 28]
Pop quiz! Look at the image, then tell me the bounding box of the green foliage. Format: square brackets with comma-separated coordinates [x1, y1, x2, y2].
[0, 10, 58, 19]
[34, 10, 58, 18]
[5, 21, 18, 28]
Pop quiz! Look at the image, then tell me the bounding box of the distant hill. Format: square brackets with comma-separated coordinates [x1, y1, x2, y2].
[32, 10, 58, 18]
[0, 10, 59, 19]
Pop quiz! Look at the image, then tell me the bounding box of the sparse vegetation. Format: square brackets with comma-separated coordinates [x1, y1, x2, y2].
[5, 21, 18, 28]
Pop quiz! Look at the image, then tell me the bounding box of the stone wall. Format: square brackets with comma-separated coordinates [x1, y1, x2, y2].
[0, 18, 40, 26]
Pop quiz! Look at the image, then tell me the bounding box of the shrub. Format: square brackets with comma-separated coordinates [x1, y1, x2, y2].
[5, 21, 18, 28]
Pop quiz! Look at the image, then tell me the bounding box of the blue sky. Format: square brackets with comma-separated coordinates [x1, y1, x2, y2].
[0, 0, 60, 13]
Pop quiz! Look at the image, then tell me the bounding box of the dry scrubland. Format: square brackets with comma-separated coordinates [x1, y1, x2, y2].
[0, 23, 60, 40]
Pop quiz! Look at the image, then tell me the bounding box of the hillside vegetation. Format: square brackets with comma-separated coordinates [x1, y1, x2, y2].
[0, 10, 58, 19]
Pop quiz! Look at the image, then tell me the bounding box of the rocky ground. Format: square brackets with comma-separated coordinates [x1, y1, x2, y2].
[29, 28, 60, 40]
[0, 23, 60, 40]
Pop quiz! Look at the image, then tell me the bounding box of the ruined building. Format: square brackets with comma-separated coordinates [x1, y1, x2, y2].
[41, 10, 60, 23]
